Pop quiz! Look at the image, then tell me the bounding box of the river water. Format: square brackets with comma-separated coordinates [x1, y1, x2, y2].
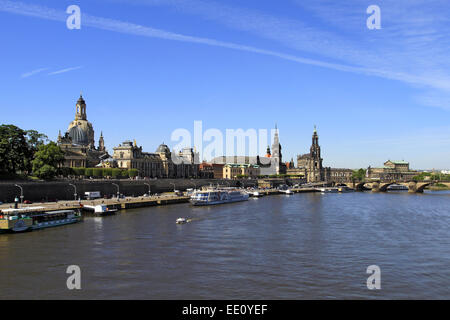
[1, 191, 449, 299]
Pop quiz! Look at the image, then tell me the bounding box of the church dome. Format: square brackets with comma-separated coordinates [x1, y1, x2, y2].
[156, 143, 170, 153]
[68, 125, 88, 145]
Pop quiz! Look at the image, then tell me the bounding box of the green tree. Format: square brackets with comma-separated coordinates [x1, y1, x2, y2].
[0, 124, 31, 174]
[32, 141, 65, 180]
[352, 169, 366, 182]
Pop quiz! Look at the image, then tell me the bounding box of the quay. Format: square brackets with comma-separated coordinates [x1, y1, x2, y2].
[0, 194, 191, 213]
[0, 187, 320, 213]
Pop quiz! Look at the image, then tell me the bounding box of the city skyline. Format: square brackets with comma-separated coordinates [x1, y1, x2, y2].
[1, 0, 450, 169]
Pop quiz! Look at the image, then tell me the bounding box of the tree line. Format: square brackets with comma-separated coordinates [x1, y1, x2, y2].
[0, 124, 63, 179]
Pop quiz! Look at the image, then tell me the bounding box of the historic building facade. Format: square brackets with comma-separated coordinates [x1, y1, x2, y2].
[211, 125, 286, 176]
[329, 168, 354, 183]
[366, 160, 416, 181]
[296, 127, 331, 183]
[57, 95, 109, 167]
[223, 163, 260, 179]
[112, 141, 199, 178]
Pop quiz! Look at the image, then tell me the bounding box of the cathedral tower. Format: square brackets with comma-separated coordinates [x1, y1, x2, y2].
[309, 126, 323, 182]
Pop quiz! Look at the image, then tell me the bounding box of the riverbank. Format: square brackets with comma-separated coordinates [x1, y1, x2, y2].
[0, 187, 319, 212]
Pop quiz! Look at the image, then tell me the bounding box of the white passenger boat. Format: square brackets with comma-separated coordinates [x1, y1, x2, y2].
[83, 204, 118, 216]
[278, 185, 294, 195]
[318, 187, 339, 193]
[249, 191, 263, 197]
[190, 188, 249, 206]
[387, 184, 408, 191]
[30, 210, 82, 230]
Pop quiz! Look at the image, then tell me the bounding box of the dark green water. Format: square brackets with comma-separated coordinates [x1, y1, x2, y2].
[1, 191, 449, 299]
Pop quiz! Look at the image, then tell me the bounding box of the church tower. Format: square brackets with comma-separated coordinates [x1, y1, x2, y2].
[99, 132, 105, 152]
[75, 94, 87, 121]
[271, 124, 286, 174]
[308, 126, 323, 182]
[310, 125, 321, 160]
[272, 124, 282, 160]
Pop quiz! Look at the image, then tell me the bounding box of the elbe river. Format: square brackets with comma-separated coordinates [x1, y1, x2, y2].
[1, 191, 449, 299]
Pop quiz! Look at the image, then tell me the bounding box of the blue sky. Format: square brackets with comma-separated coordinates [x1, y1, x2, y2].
[1, 0, 449, 169]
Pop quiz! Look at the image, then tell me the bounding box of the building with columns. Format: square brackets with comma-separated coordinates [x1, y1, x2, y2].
[112, 141, 199, 178]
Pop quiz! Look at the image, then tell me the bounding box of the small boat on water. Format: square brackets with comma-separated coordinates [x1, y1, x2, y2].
[387, 184, 408, 191]
[278, 185, 294, 195]
[249, 191, 264, 197]
[176, 217, 187, 224]
[279, 189, 294, 195]
[83, 204, 118, 216]
[0, 208, 82, 233]
[317, 187, 339, 193]
[190, 188, 249, 206]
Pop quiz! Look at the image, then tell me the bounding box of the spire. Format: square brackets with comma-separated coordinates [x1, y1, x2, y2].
[313, 125, 317, 133]
[134, 139, 137, 147]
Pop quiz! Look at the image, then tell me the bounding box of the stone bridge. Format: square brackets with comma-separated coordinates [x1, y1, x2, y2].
[339, 180, 450, 193]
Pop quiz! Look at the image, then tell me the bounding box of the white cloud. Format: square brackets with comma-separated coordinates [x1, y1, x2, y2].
[3, 0, 450, 107]
[48, 66, 83, 75]
[106, 0, 450, 105]
[21, 67, 48, 78]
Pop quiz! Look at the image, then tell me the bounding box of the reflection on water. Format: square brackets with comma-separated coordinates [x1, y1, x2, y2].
[0, 191, 449, 299]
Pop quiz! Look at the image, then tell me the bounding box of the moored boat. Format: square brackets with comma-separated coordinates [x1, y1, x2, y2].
[29, 210, 82, 230]
[249, 190, 264, 197]
[387, 184, 408, 191]
[317, 187, 339, 193]
[0, 212, 33, 233]
[0, 208, 81, 233]
[83, 204, 118, 216]
[190, 188, 249, 206]
[278, 185, 294, 195]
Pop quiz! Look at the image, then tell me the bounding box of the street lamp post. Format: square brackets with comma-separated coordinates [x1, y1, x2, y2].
[14, 184, 24, 206]
[112, 183, 120, 199]
[69, 183, 77, 201]
[144, 183, 151, 195]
